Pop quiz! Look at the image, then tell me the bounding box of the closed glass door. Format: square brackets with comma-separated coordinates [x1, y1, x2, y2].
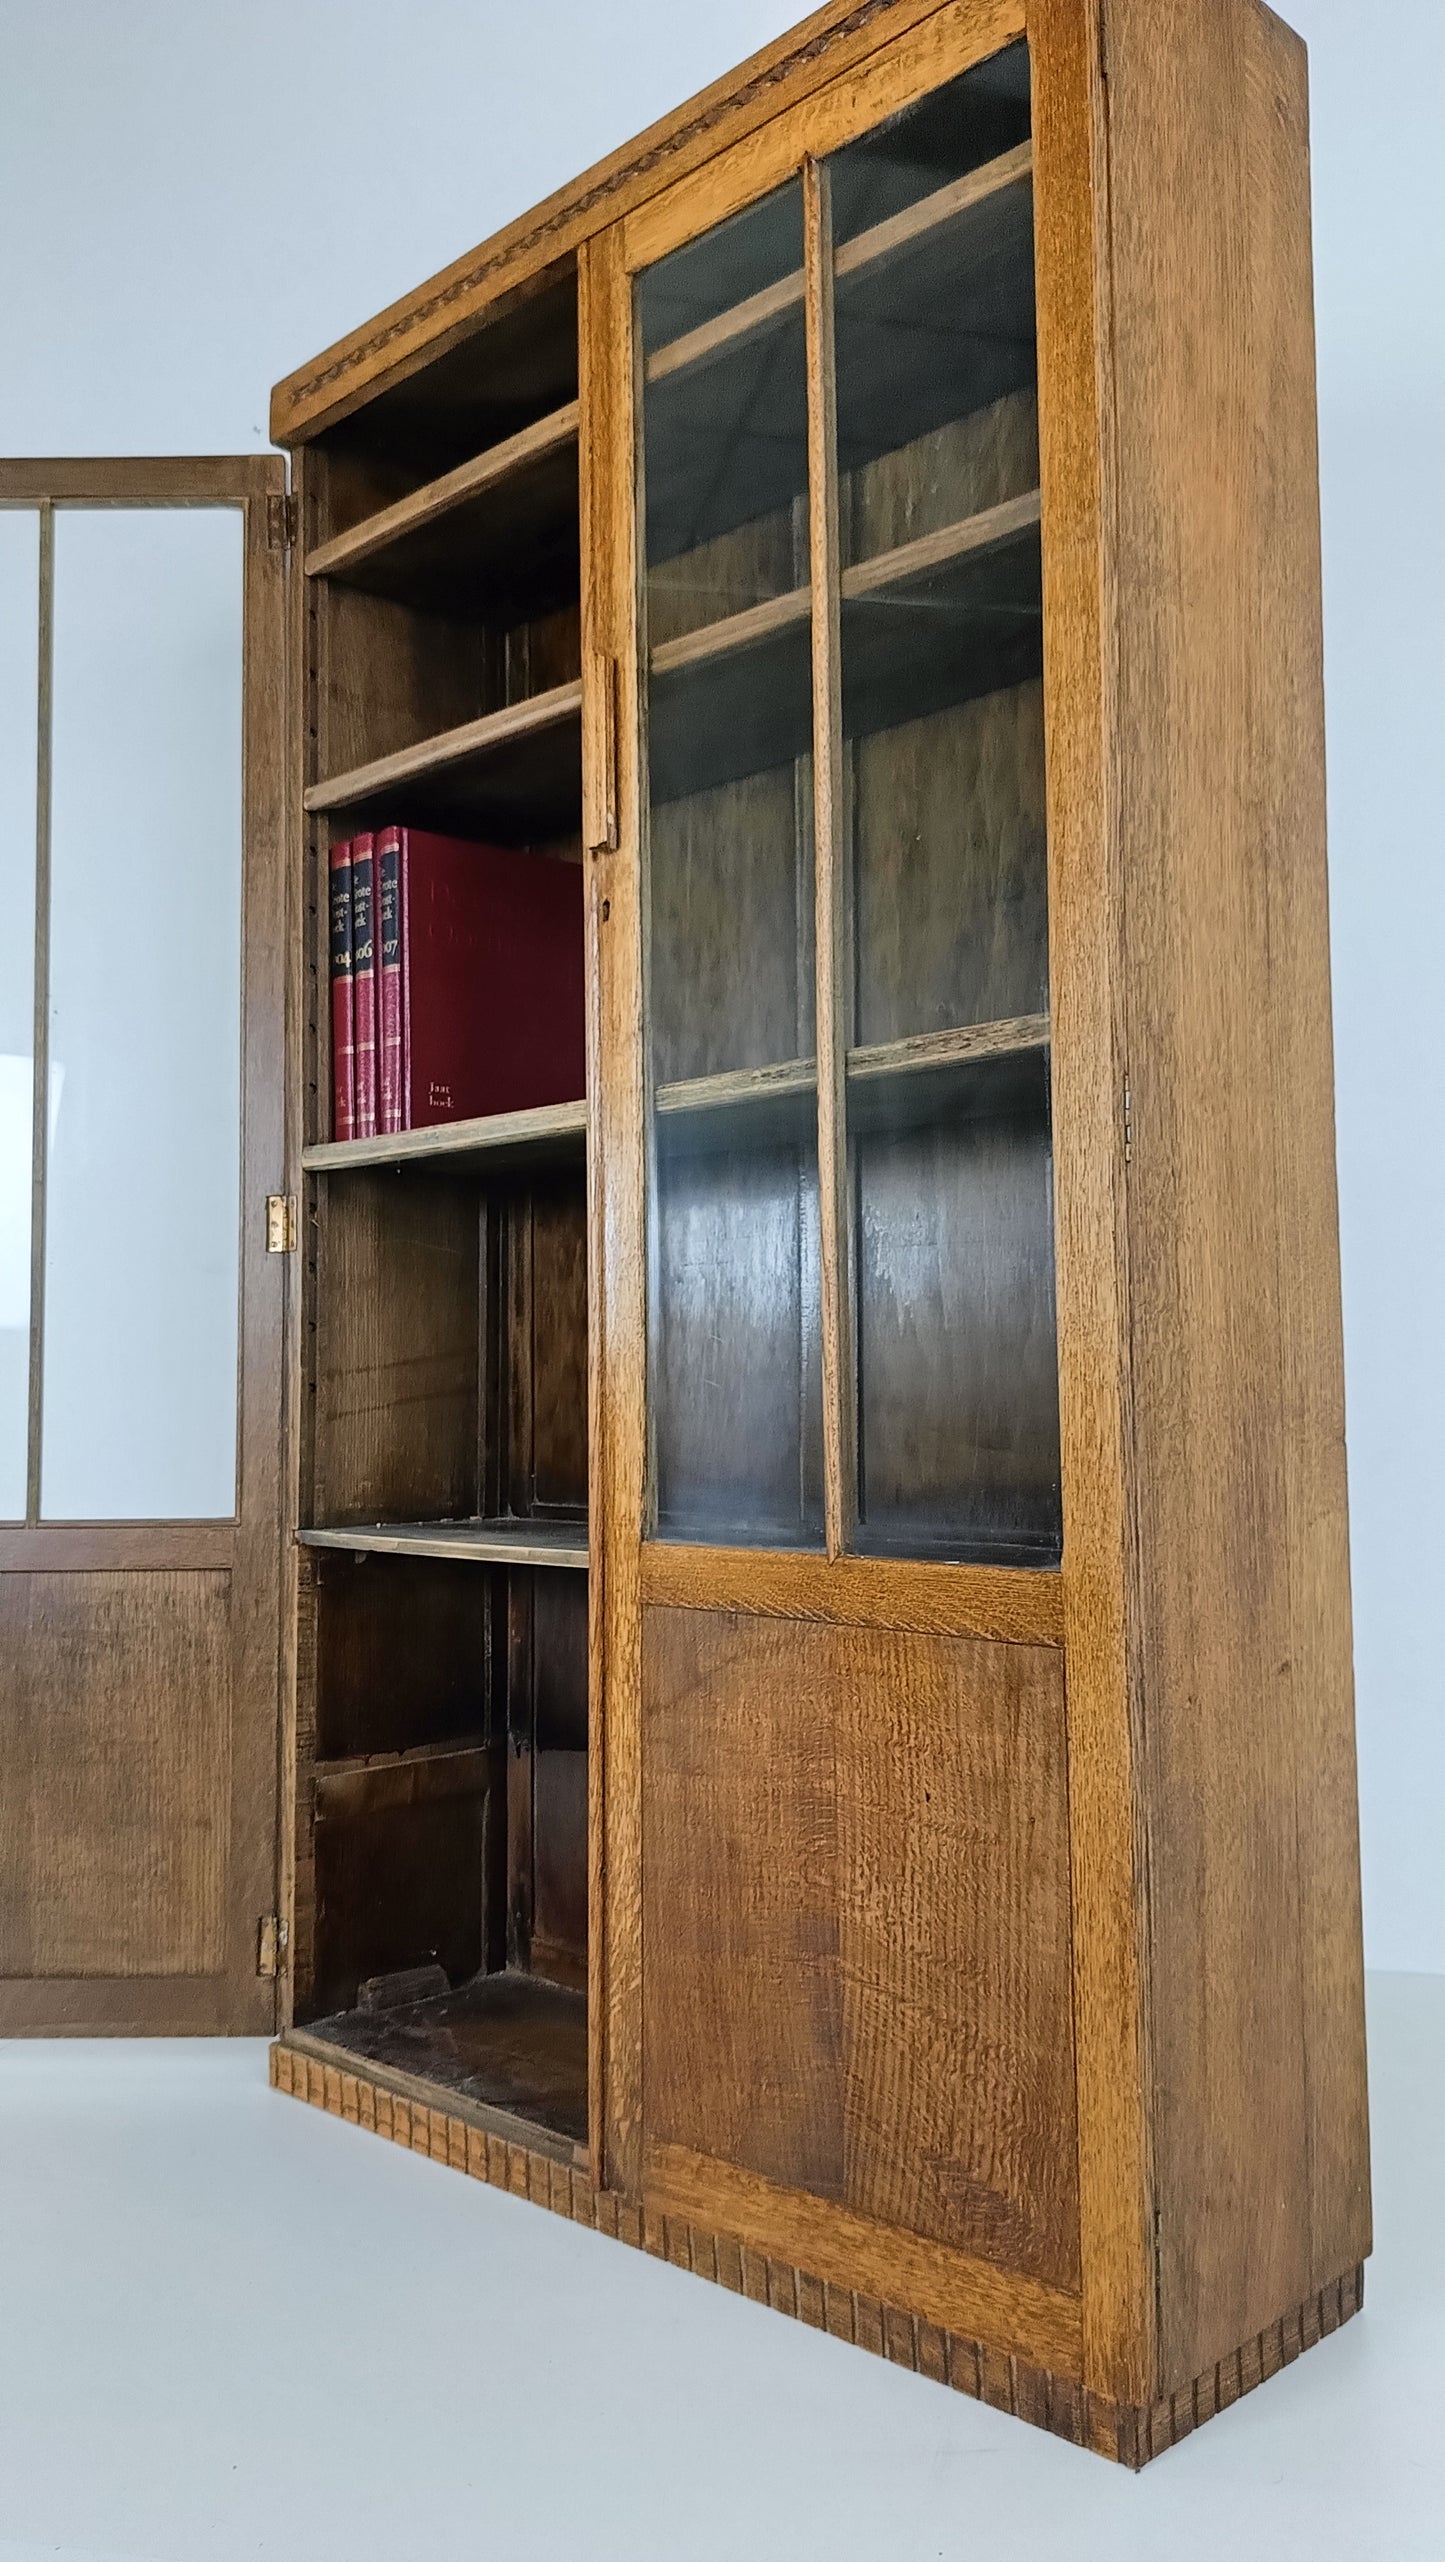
[635, 36, 1061, 1568]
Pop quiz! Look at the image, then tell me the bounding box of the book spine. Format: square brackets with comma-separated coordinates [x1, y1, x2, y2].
[376, 826, 403, 1136]
[351, 833, 378, 1140]
[328, 839, 355, 1143]
[399, 827, 412, 1128]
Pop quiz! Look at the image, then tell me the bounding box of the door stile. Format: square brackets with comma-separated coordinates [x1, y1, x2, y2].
[1029, 0, 1156, 2410]
[579, 225, 647, 2199]
[24, 502, 53, 1523]
[230, 463, 292, 2029]
[804, 157, 857, 1563]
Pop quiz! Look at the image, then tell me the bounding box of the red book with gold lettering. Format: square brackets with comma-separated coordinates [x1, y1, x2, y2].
[383, 828, 584, 1128]
[328, 838, 355, 1142]
[350, 832, 378, 1139]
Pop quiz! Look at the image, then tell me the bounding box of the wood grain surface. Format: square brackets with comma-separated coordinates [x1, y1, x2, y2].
[0, 1571, 232, 1979]
[642, 1606, 1079, 2287]
[1102, 0, 1370, 2393]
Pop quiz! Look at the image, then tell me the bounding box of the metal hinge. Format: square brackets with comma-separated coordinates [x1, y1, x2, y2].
[257, 1913, 289, 1979]
[1123, 1082, 1134, 1165]
[266, 1192, 298, 1253]
[266, 491, 298, 551]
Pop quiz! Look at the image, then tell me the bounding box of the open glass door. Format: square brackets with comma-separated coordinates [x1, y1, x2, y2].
[0, 458, 288, 2032]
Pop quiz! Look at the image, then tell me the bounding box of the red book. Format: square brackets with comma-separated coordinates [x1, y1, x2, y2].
[350, 832, 377, 1140]
[394, 830, 585, 1127]
[327, 839, 355, 1142]
[376, 827, 404, 1136]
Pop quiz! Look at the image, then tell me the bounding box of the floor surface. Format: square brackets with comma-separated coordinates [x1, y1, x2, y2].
[0, 1972, 1439, 2560]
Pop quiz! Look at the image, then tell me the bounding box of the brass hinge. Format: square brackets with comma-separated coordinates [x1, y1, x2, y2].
[257, 1913, 289, 1979]
[266, 491, 298, 551]
[266, 1192, 298, 1253]
[1123, 1082, 1134, 1165]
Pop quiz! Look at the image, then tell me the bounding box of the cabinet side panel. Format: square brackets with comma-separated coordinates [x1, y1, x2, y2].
[1105, 0, 1370, 2390]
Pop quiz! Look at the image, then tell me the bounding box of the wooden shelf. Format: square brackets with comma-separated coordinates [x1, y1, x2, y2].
[305, 677, 581, 839]
[842, 487, 1040, 606]
[647, 492, 1041, 799]
[305, 402, 580, 616]
[644, 140, 1032, 392]
[303, 1096, 586, 1177]
[849, 1013, 1048, 1085]
[653, 1017, 1049, 1152]
[299, 1519, 588, 1569]
[313, 1734, 487, 1783]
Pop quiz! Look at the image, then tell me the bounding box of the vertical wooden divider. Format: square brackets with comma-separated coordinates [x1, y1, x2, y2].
[804, 157, 855, 1561]
[25, 502, 54, 1524]
[580, 226, 646, 2198]
[1030, 0, 1155, 2410]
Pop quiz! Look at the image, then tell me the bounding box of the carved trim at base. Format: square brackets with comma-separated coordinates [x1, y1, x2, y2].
[269, 2038, 1364, 2464]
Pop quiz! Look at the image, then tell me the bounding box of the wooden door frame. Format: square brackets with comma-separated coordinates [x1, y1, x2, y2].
[0, 453, 290, 2033]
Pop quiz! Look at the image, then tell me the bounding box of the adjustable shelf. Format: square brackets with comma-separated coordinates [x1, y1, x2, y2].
[299, 1519, 588, 1569]
[303, 1097, 587, 1178]
[653, 1016, 1049, 1152]
[305, 677, 582, 839]
[305, 401, 580, 618]
[647, 490, 1041, 801]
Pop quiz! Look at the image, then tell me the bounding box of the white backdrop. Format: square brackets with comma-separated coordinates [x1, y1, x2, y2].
[1, 0, 1439, 1971]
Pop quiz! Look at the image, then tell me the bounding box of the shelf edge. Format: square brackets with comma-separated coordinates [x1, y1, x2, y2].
[305, 677, 583, 817]
[303, 1097, 587, 1173]
[305, 401, 581, 583]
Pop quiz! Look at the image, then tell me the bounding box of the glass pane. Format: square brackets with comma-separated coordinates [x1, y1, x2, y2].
[0, 511, 40, 1519]
[641, 180, 823, 1545]
[830, 46, 1062, 1565]
[852, 1052, 1060, 1564]
[42, 508, 243, 1519]
[654, 1118, 823, 1547]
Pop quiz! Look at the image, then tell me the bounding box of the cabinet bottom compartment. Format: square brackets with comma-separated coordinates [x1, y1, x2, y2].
[300, 1969, 586, 2151]
[293, 1551, 587, 2153]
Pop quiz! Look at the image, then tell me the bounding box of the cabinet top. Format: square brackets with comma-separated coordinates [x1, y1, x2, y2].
[269, 0, 1026, 448]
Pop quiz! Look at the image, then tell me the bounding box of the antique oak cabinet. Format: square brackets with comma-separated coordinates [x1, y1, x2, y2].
[0, 0, 1369, 2468]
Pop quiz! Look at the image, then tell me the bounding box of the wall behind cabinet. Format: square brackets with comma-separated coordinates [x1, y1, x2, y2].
[0, 0, 1438, 1968]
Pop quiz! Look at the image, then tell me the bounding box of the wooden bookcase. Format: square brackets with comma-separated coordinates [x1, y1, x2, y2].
[264, 0, 1369, 2465]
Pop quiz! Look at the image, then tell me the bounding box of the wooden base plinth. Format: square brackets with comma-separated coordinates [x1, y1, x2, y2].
[270, 2037, 1363, 2464]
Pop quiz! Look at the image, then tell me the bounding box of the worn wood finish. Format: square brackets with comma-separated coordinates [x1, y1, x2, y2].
[1102, 0, 1369, 2394]
[640, 1541, 1063, 1644]
[648, 2140, 1080, 2370]
[642, 1607, 1079, 2277]
[271, 2038, 1365, 2464]
[579, 223, 647, 2193]
[1027, 0, 1156, 2409]
[0, 1571, 232, 1979]
[0, 1524, 233, 1572]
[302, 1096, 585, 1177]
